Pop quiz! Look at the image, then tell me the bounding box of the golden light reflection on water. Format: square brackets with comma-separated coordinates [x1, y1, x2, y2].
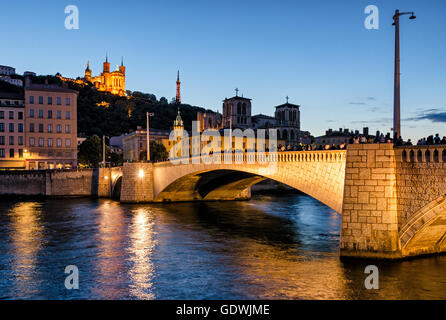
[94, 201, 128, 299]
[226, 241, 351, 299]
[8, 202, 45, 296]
[128, 208, 156, 299]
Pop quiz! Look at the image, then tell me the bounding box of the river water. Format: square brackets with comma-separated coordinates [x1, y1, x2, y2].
[0, 194, 445, 300]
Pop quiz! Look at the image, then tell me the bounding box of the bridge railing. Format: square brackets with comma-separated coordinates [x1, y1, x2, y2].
[396, 145, 446, 163]
[154, 150, 347, 166]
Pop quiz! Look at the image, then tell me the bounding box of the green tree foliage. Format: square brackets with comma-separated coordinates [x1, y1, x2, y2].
[139, 141, 169, 162]
[78, 135, 102, 167]
[30, 75, 216, 136]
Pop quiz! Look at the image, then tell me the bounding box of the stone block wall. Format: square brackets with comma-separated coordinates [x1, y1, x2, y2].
[340, 144, 401, 258]
[120, 162, 154, 203]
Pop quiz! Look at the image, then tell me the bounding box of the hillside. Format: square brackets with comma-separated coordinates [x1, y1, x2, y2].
[28, 75, 214, 137]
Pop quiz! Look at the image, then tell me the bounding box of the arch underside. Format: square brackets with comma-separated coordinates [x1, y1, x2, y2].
[400, 195, 446, 256]
[153, 163, 345, 213]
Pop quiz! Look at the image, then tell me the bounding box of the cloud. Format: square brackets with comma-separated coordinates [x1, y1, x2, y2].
[349, 102, 367, 105]
[406, 109, 446, 123]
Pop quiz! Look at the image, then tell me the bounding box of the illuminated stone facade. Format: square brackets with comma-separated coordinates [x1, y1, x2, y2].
[84, 56, 126, 96]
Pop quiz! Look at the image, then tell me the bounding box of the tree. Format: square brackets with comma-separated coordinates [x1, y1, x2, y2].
[78, 135, 102, 167]
[159, 97, 168, 104]
[139, 141, 169, 162]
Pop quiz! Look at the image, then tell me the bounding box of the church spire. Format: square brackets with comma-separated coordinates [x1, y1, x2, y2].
[121, 56, 124, 66]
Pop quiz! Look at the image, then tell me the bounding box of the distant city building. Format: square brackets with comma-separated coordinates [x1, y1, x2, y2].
[251, 98, 305, 148]
[23, 71, 36, 77]
[0, 65, 15, 76]
[197, 111, 222, 132]
[222, 90, 252, 129]
[24, 81, 78, 169]
[0, 90, 25, 169]
[0, 65, 23, 87]
[315, 127, 374, 148]
[122, 127, 171, 162]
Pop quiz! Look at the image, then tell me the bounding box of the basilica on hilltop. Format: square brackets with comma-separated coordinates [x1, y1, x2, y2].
[83, 55, 126, 96]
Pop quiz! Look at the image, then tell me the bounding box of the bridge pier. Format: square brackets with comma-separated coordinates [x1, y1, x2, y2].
[340, 144, 402, 259]
[120, 163, 154, 203]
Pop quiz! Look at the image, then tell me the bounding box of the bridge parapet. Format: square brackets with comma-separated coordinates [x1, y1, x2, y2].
[154, 150, 346, 167]
[395, 145, 446, 163]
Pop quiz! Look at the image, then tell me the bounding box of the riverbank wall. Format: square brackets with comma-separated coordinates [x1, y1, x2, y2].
[0, 168, 122, 198]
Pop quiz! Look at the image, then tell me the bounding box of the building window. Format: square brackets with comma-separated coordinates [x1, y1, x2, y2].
[18, 149, 23, 158]
[48, 110, 52, 119]
[65, 125, 71, 133]
[38, 109, 43, 118]
[9, 136, 14, 145]
[38, 138, 44, 147]
[65, 139, 71, 147]
[66, 98, 71, 106]
[18, 112, 23, 120]
[18, 136, 23, 145]
[48, 97, 53, 105]
[18, 123, 23, 132]
[48, 124, 53, 133]
[29, 137, 35, 146]
[57, 138, 62, 147]
[57, 97, 61, 105]
[38, 96, 43, 104]
[66, 111, 71, 119]
[0, 136, 4, 145]
[9, 123, 14, 132]
[57, 124, 62, 133]
[29, 123, 34, 132]
[0, 111, 3, 119]
[9, 148, 14, 158]
[38, 124, 44, 133]
[9, 111, 14, 119]
[29, 96, 34, 104]
[29, 109, 34, 118]
[0, 123, 4, 132]
[57, 111, 62, 119]
[0, 148, 4, 158]
[48, 138, 53, 147]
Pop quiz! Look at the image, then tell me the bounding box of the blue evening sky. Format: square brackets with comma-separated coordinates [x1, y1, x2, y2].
[1, 0, 445, 140]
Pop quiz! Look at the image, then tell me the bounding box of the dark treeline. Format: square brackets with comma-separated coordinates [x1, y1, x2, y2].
[29, 75, 214, 137]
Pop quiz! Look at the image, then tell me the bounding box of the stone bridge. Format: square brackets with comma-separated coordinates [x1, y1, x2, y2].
[112, 144, 446, 259]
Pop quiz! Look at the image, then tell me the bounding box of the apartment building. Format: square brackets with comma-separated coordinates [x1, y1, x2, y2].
[24, 83, 78, 169]
[0, 91, 25, 169]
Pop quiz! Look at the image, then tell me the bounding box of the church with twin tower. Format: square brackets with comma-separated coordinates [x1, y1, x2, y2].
[84, 54, 126, 96]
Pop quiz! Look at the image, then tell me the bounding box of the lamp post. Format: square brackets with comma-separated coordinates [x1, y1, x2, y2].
[146, 112, 155, 162]
[102, 135, 108, 167]
[392, 9, 416, 141]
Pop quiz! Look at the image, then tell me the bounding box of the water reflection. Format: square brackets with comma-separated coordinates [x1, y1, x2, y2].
[7, 202, 45, 297]
[94, 201, 128, 299]
[127, 208, 156, 299]
[1, 195, 446, 299]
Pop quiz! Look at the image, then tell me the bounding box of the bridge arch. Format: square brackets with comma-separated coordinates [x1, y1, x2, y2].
[399, 195, 446, 257]
[151, 151, 347, 213]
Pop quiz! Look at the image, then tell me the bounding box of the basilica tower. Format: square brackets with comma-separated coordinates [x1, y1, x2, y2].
[103, 53, 110, 73]
[84, 61, 91, 80]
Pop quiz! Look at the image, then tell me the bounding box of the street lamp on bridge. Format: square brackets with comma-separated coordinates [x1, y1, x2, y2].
[146, 112, 155, 162]
[392, 9, 416, 141]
